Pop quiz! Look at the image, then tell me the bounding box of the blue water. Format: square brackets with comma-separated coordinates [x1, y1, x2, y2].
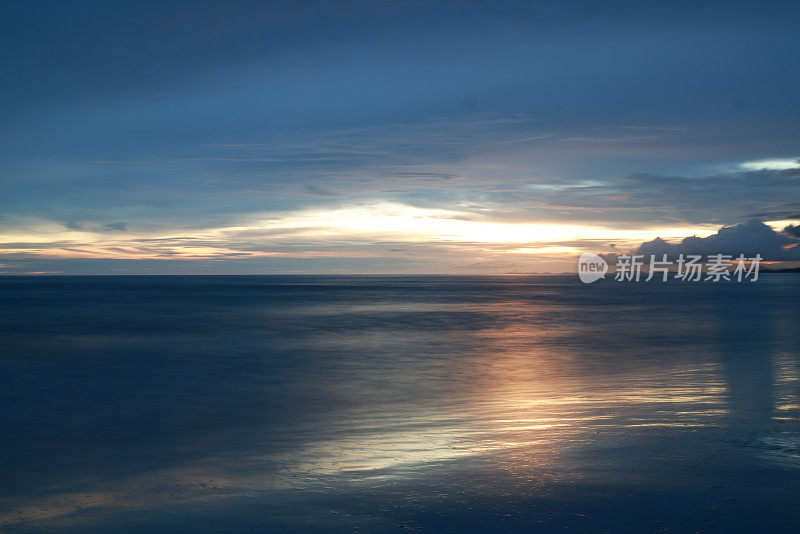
[1, 275, 799, 532]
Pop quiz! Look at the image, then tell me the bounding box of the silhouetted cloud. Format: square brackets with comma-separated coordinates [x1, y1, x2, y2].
[636, 220, 800, 261]
[784, 224, 800, 238]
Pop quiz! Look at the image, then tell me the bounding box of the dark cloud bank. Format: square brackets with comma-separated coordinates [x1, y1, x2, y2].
[636, 220, 800, 261]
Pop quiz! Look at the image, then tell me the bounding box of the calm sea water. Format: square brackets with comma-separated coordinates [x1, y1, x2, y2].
[1, 275, 799, 533]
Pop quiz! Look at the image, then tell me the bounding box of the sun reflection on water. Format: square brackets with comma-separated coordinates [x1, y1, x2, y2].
[773, 352, 800, 422]
[281, 330, 731, 483]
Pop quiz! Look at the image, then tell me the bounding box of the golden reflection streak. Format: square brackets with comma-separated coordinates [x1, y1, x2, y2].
[281, 305, 728, 480]
[0, 462, 291, 529]
[773, 352, 800, 422]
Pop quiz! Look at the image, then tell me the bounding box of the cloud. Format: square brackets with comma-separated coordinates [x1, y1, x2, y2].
[784, 224, 800, 238]
[636, 219, 800, 261]
[0, 203, 720, 274]
[303, 184, 336, 196]
[490, 168, 800, 227]
[740, 158, 800, 171]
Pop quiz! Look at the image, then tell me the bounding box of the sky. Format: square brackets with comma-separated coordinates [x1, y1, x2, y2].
[2, 0, 800, 274]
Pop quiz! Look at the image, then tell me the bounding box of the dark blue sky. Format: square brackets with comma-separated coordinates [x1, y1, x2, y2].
[2, 0, 799, 273]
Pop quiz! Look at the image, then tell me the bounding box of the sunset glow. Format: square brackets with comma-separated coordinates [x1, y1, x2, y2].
[0, 204, 721, 270]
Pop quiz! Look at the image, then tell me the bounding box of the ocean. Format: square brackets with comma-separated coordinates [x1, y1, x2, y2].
[1, 275, 799, 532]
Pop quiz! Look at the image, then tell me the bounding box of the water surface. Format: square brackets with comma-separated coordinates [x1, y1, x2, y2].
[1, 275, 799, 532]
